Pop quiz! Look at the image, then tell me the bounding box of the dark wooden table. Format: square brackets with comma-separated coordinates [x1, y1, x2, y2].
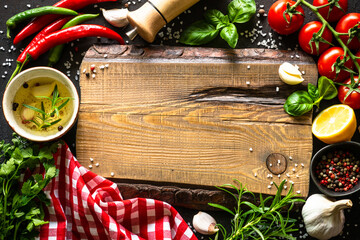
[1, 0, 360, 239]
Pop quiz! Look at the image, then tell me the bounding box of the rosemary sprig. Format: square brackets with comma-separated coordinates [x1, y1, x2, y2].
[23, 85, 72, 129]
[209, 180, 305, 240]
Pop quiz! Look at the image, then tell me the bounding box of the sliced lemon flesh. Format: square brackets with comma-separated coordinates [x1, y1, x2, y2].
[312, 104, 357, 144]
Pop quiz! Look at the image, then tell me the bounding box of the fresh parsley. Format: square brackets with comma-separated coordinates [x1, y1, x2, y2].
[284, 76, 338, 116]
[179, 0, 256, 48]
[209, 180, 305, 240]
[0, 134, 59, 240]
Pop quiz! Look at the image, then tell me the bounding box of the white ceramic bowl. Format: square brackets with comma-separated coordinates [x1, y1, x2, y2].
[2, 67, 79, 142]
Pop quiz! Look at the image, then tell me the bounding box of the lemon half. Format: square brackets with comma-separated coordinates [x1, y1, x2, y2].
[312, 104, 357, 144]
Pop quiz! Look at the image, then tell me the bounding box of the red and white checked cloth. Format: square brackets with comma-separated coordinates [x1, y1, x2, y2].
[39, 144, 198, 240]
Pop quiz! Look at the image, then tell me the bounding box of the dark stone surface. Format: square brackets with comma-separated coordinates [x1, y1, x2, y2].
[1, 0, 360, 239]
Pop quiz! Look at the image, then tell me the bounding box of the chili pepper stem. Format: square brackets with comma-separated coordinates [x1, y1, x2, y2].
[6, 28, 11, 39]
[7, 56, 30, 86]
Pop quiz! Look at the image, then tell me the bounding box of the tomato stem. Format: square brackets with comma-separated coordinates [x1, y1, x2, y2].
[299, 0, 360, 85]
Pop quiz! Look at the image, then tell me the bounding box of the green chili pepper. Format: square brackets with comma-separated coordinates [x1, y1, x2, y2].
[48, 13, 99, 67]
[6, 6, 78, 38]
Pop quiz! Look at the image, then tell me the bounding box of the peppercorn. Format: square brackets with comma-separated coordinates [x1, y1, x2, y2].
[12, 102, 19, 111]
[23, 82, 28, 88]
[316, 150, 359, 192]
[58, 125, 63, 131]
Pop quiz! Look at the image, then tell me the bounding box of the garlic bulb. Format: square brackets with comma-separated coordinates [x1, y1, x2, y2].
[101, 8, 129, 28]
[278, 62, 304, 85]
[192, 211, 218, 235]
[302, 194, 352, 240]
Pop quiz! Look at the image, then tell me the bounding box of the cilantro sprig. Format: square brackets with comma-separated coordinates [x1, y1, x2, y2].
[0, 134, 59, 240]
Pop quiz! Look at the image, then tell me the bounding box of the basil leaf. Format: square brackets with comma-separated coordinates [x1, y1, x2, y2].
[318, 76, 338, 100]
[284, 91, 314, 116]
[220, 23, 238, 48]
[204, 9, 226, 26]
[179, 20, 219, 46]
[308, 83, 319, 101]
[228, 0, 256, 24]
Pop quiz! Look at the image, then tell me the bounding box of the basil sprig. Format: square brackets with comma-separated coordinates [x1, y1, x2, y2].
[179, 0, 256, 48]
[284, 76, 338, 116]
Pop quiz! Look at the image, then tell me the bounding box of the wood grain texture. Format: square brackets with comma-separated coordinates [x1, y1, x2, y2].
[77, 45, 318, 197]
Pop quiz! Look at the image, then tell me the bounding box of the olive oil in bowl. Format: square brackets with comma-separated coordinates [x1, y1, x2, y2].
[3, 67, 79, 142]
[13, 77, 74, 136]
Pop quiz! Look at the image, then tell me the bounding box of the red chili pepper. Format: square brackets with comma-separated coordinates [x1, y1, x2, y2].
[8, 17, 72, 83]
[13, 0, 117, 45]
[27, 24, 124, 61]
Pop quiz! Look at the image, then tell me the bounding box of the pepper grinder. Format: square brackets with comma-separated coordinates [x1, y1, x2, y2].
[126, 0, 200, 42]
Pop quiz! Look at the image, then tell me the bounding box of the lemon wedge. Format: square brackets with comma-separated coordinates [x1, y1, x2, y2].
[312, 104, 357, 144]
[278, 62, 304, 85]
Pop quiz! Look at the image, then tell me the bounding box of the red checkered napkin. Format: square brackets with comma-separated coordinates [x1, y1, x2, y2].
[39, 144, 197, 240]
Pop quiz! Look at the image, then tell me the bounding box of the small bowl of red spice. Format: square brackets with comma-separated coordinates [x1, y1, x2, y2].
[311, 141, 360, 197]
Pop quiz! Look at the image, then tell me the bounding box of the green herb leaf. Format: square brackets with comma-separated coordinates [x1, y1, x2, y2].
[318, 76, 338, 100]
[22, 104, 46, 116]
[179, 20, 219, 46]
[220, 23, 238, 48]
[228, 0, 256, 23]
[284, 91, 314, 116]
[204, 9, 226, 26]
[308, 83, 319, 101]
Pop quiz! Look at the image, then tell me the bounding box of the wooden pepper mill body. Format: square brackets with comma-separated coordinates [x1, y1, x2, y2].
[127, 0, 200, 42]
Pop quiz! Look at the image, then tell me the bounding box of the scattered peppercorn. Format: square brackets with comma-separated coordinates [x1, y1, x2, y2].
[12, 102, 19, 111]
[86, 72, 90, 78]
[22, 82, 28, 88]
[58, 125, 63, 131]
[258, 9, 266, 16]
[315, 150, 359, 192]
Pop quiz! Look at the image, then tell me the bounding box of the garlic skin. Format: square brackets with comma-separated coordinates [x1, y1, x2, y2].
[192, 211, 218, 235]
[302, 194, 352, 240]
[101, 8, 129, 28]
[278, 62, 304, 85]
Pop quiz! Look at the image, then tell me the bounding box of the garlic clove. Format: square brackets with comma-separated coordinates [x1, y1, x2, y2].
[278, 62, 304, 85]
[21, 103, 38, 121]
[31, 82, 56, 98]
[302, 194, 352, 240]
[101, 8, 129, 28]
[192, 211, 218, 235]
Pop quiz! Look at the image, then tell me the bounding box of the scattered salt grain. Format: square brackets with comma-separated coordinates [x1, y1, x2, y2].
[105, 64, 109, 68]
[92, 74, 96, 79]
[89, 165, 93, 169]
[249, 147, 253, 152]
[278, 174, 281, 178]
[254, 173, 257, 177]
[286, 173, 290, 178]
[104, 54, 108, 58]
[246, 81, 251, 85]
[95, 163, 99, 167]
[301, 163, 305, 167]
[296, 190, 301, 194]
[284, 185, 287, 189]
[268, 185, 272, 189]
[247, 65, 251, 69]
[111, 172, 115, 177]
[269, 163, 273, 167]
[90, 158, 94, 162]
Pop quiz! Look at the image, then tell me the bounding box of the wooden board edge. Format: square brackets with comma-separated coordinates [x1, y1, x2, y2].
[115, 181, 305, 211]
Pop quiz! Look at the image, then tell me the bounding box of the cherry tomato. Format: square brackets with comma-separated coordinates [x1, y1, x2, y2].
[298, 21, 332, 55]
[318, 47, 354, 82]
[313, 0, 348, 22]
[335, 13, 360, 50]
[338, 76, 360, 109]
[268, 0, 305, 35]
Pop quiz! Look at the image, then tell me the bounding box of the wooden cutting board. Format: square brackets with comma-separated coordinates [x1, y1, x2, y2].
[76, 45, 317, 197]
